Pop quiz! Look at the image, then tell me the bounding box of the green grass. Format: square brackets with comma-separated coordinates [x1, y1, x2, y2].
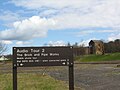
[0, 73, 68, 90]
[75, 53, 120, 62]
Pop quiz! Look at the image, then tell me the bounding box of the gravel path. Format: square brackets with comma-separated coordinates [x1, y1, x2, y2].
[48, 64, 120, 90]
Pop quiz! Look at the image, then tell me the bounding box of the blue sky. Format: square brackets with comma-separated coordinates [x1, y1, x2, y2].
[0, 0, 120, 54]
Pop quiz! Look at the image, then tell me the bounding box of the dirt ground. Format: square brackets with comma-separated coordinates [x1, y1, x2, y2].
[75, 64, 120, 90]
[0, 62, 120, 90]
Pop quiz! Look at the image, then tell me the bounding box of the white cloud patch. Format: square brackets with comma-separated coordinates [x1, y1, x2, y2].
[12, 0, 98, 9]
[46, 40, 66, 46]
[16, 41, 32, 45]
[0, 16, 56, 40]
[76, 29, 120, 37]
[11, 0, 120, 30]
[0, 10, 19, 22]
[108, 33, 120, 41]
[76, 30, 95, 37]
[0, 10, 20, 27]
[1, 40, 13, 44]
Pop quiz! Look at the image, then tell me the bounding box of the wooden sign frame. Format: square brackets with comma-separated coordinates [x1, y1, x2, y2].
[13, 46, 74, 90]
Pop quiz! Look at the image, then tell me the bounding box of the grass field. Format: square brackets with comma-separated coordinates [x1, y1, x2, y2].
[75, 53, 120, 62]
[0, 73, 68, 90]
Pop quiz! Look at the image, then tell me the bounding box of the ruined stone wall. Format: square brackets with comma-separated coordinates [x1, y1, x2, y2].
[95, 42, 104, 55]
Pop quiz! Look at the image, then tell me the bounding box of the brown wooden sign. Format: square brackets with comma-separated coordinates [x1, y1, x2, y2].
[13, 47, 73, 67]
[13, 46, 74, 90]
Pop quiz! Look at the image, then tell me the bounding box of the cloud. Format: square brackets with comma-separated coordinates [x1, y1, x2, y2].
[3, 0, 120, 41]
[78, 38, 97, 46]
[108, 33, 120, 41]
[16, 41, 32, 45]
[0, 10, 19, 22]
[76, 30, 95, 37]
[0, 16, 56, 40]
[0, 10, 20, 27]
[11, 0, 120, 29]
[45, 40, 66, 46]
[1, 40, 13, 44]
[11, 0, 97, 9]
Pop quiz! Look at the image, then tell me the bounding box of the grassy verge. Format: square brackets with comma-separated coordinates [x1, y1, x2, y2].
[75, 53, 120, 62]
[0, 73, 68, 90]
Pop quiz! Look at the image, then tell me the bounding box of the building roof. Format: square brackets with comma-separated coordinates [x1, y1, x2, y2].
[89, 40, 103, 44]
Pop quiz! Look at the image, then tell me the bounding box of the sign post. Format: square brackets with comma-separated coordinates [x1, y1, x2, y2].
[13, 46, 74, 90]
[13, 48, 17, 90]
[13, 66, 17, 90]
[69, 64, 74, 90]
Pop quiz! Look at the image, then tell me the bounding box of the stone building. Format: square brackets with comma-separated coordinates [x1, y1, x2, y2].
[89, 40, 104, 55]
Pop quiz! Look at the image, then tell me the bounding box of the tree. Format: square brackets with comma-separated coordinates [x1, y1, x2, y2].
[104, 39, 120, 53]
[73, 42, 78, 47]
[0, 42, 7, 55]
[67, 42, 71, 46]
[114, 39, 120, 52]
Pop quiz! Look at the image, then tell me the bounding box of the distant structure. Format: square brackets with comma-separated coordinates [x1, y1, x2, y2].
[0, 56, 8, 61]
[73, 47, 89, 56]
[89, 40, 104, 55]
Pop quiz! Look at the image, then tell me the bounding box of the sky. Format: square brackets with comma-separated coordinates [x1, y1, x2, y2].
[0, 0, 120, 54]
